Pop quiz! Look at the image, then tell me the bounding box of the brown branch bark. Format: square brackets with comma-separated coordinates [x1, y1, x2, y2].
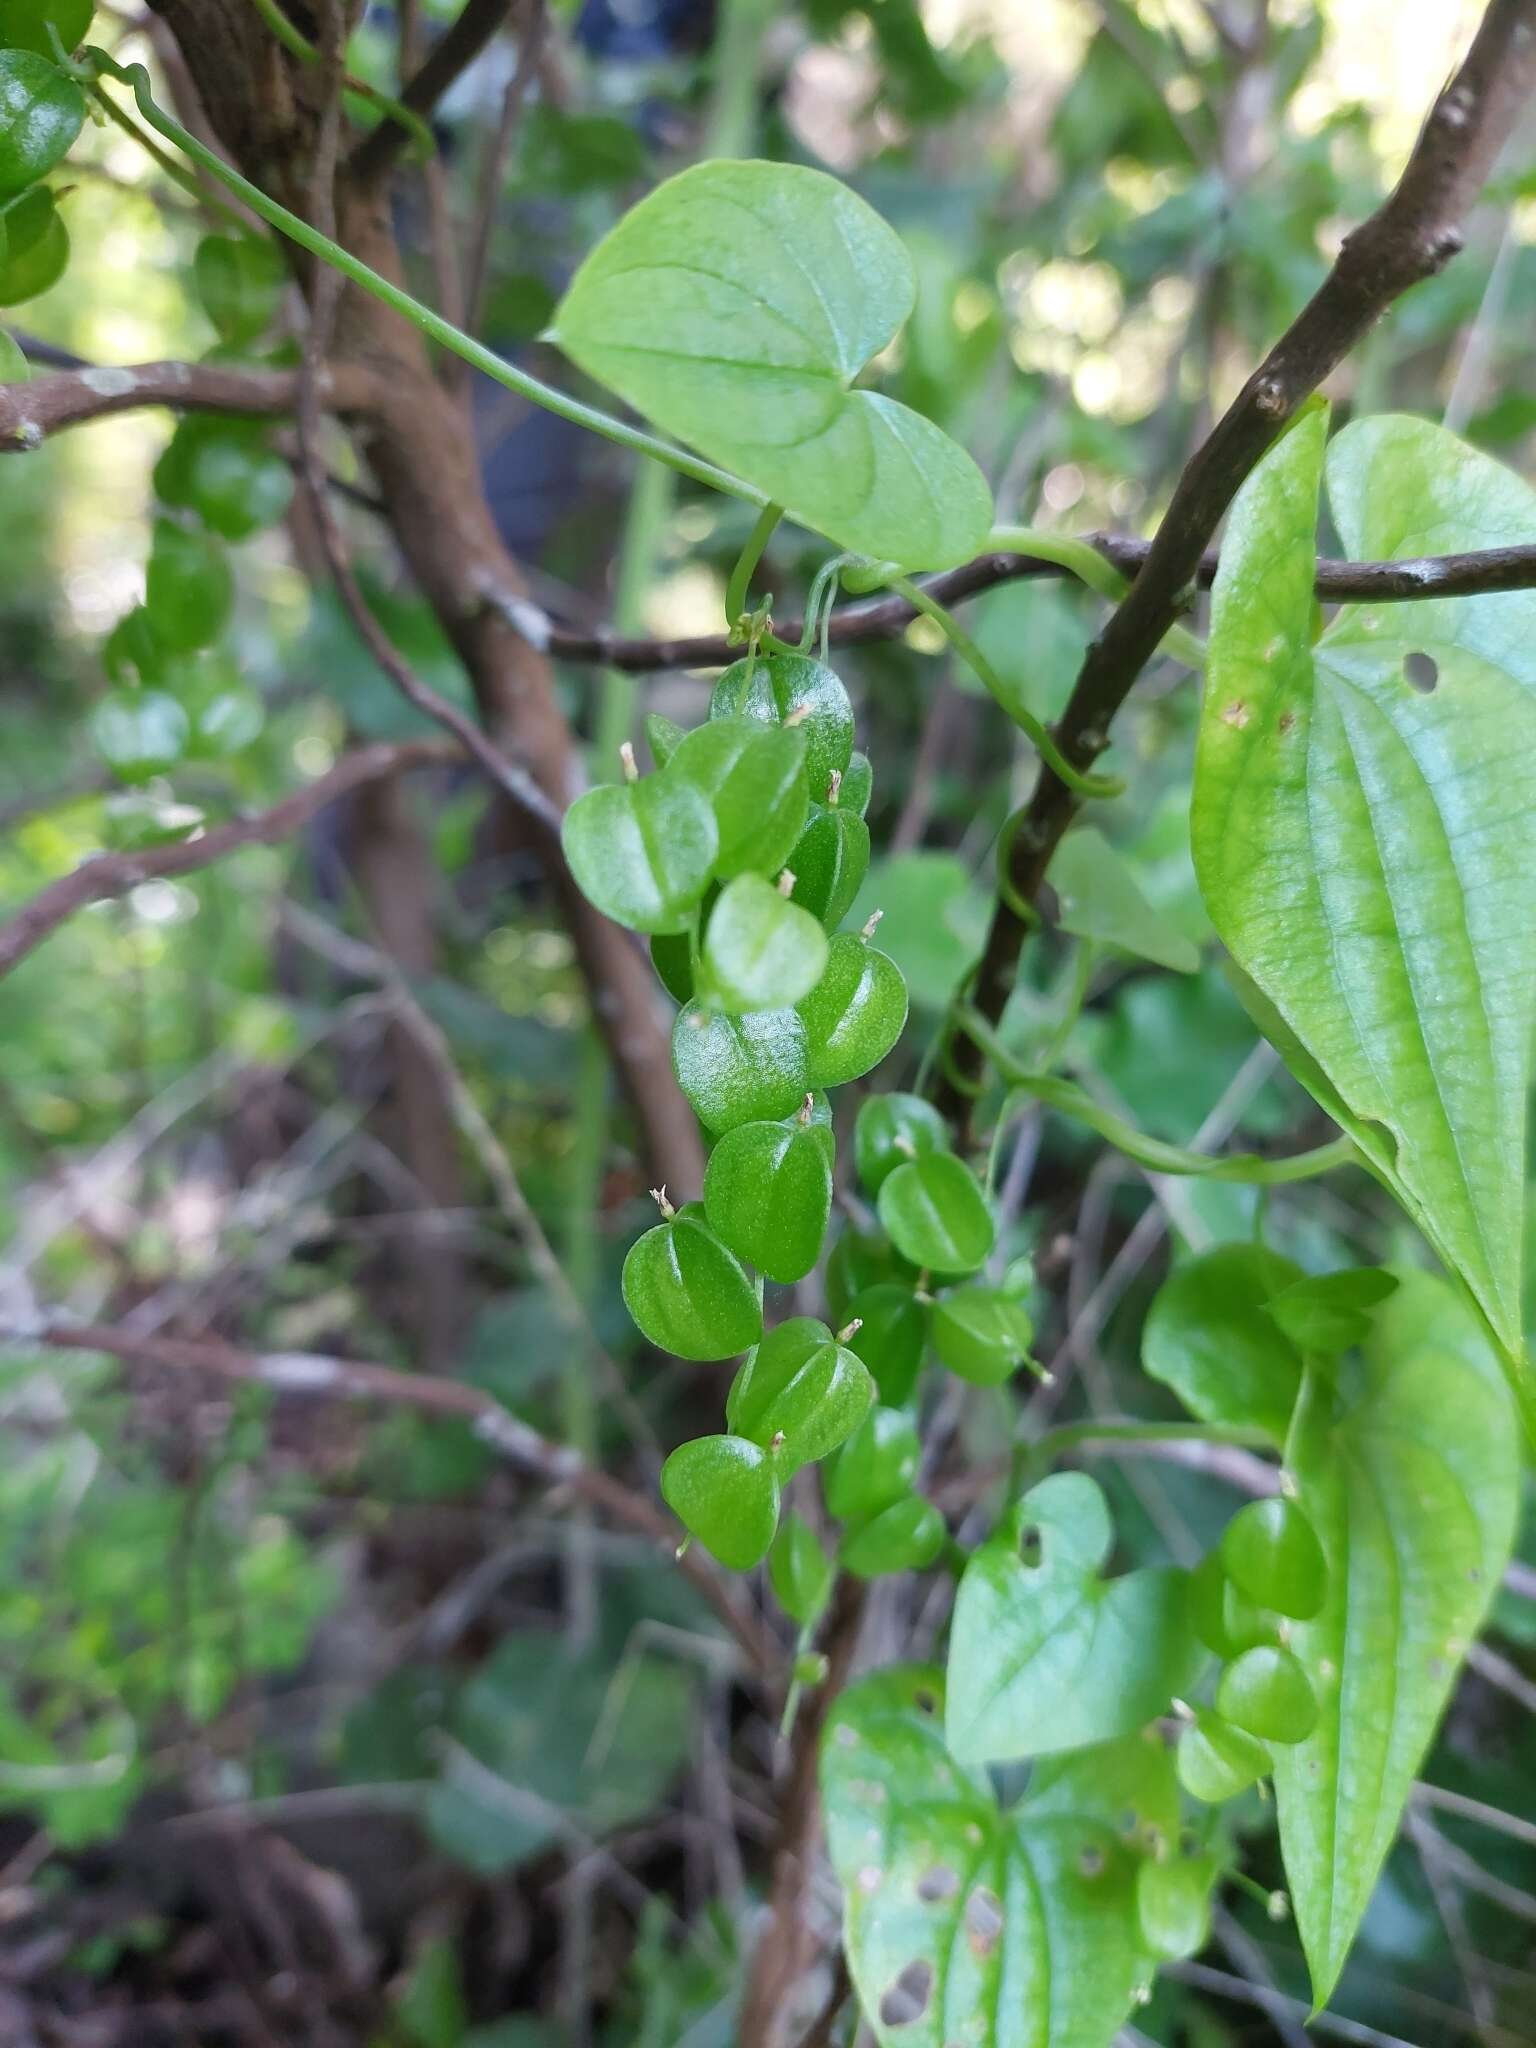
[0, 361, 385, 450]
[508, 538, 1536, 673]
[23, 1316, 776, 1677]
[936, 0, 1536, 1119]
[0, 738, 457, 982]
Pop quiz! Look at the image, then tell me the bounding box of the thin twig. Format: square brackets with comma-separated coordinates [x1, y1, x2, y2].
[0, 738, 457, 983]
[350, 0, 517, 181]
[17, 1316, 776, 1676]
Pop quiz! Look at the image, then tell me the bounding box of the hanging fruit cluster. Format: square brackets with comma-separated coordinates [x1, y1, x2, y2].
[1178, 1492, 1327, 1802]
[563, 650, 1040, 1587]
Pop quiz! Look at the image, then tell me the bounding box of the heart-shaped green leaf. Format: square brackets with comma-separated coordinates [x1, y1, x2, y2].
[672, 1001, 808, 1134]
[193, 233, 286, 347]
[0, 182, 65, 304]
[787, 803, 869, 928]
[0, 2, 93, 57]
[660, 1434, 778, 1569]
[155, 416, 295, 540]
[854, 1091, 950, 1198]
[1142, 1243, 1303, 1444]
[667, 716, 808, 879]
[727, 1316, 873, 1476]
[1219, 1498, 1326, 1621]
[824, 1405, 919, 1524]
[1272, 1269, 1519, 2005]
[1263, 1267, 1397, 1355]
[1193, 405, 1536, 1384]
[770, 1512, 832, 1625]
[92, 690, 190, 780]
[797, 935, 908, 1089]
[549, 160, 993, 570]
[144, 518, 233, 653]
[946, 1471, 1201, 1764]
[0, 49, 82, 194]
[877, 1152, 993, 1276]
[700, 872, 829, 1013]
[1049, 827, 1199, 974]
[823, 1667, 1158, 2048]
[563, 772, 717, 935]
[932, 1286, 1034, 1386]
[843, 1283, 928, 1406]
[620, 1202, 762, 1361]
[703, 1113, 832, 1282]
[840, 1494, 945, 1578]
[644, 709, 685, 768]
[710, 654, 854, 799]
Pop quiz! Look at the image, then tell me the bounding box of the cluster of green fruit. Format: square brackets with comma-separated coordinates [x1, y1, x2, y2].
[1178, 1493, 1327, 1803]
[562, 651, 1038, 1589]
[89, 231, 296, 842]
[0, 2, 93, 318]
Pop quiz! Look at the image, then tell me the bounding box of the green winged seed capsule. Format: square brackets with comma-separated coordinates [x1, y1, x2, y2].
[700, 872, 828, 1014]
[155, 416, 294, 540]
[1217, 1644, 1319, 1745]
[650, 930, 693, 1005]
[932, 1285, 1034, 1386]
[709, 653, 853, 797]
[824, 1404, 919, 1524]
[0, 49, 83, 196]
[796, 933, 907, 1089]
[840, 1493, 945, 1578]
[668, 717, 808, 880]
[660, 1434, 779, 1570]
[853, 1090, 949, 1197]
[770, 1512, 832, 1625]
[1188, 1550, 1280, 1659]
[843, 1282, 928, 1406]
[1177, 1710, 1271, 1804]
[726, 1317, 873, 1477]
[144, 518, 234, 653]
[563, 770, 717, 935]
[839, 749, 873, 818]
[644, 709, 685, 769]
[878, 1151, 994, 1276]
[1220, 1497, 1327, 1620]
[193, 233, 286, 347]
[824, 1221, 913, 1322]
[672, 1001, 808, 1135]
[788, 804, 869, 929]
[703, 1115, 832, 1284]
[92, 690, 190, 781]
[0, 181, 64, 305]
[1136, 1855, 1217, 1962]
[620, 1200, 762, 1361]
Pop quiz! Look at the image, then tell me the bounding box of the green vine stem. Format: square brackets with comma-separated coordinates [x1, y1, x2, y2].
[957, 1006, 1357, 1185]
[83, 53, 770, 510]
[988, 524, 1208, 670]
[889, 574, 1125, 799]
[724, 501, 783, 631]
[244, 0, 437, 159]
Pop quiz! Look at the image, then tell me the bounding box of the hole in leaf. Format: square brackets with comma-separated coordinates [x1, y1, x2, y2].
[879, 1960, 934, 2027]
[913, 1686, 937, 1715]
[917, 1864, 960, 1902]
[1403, 651, 1438, 693]
[1018, 1523, 1042, 1566]
[964, 1886, 1004, 1957]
